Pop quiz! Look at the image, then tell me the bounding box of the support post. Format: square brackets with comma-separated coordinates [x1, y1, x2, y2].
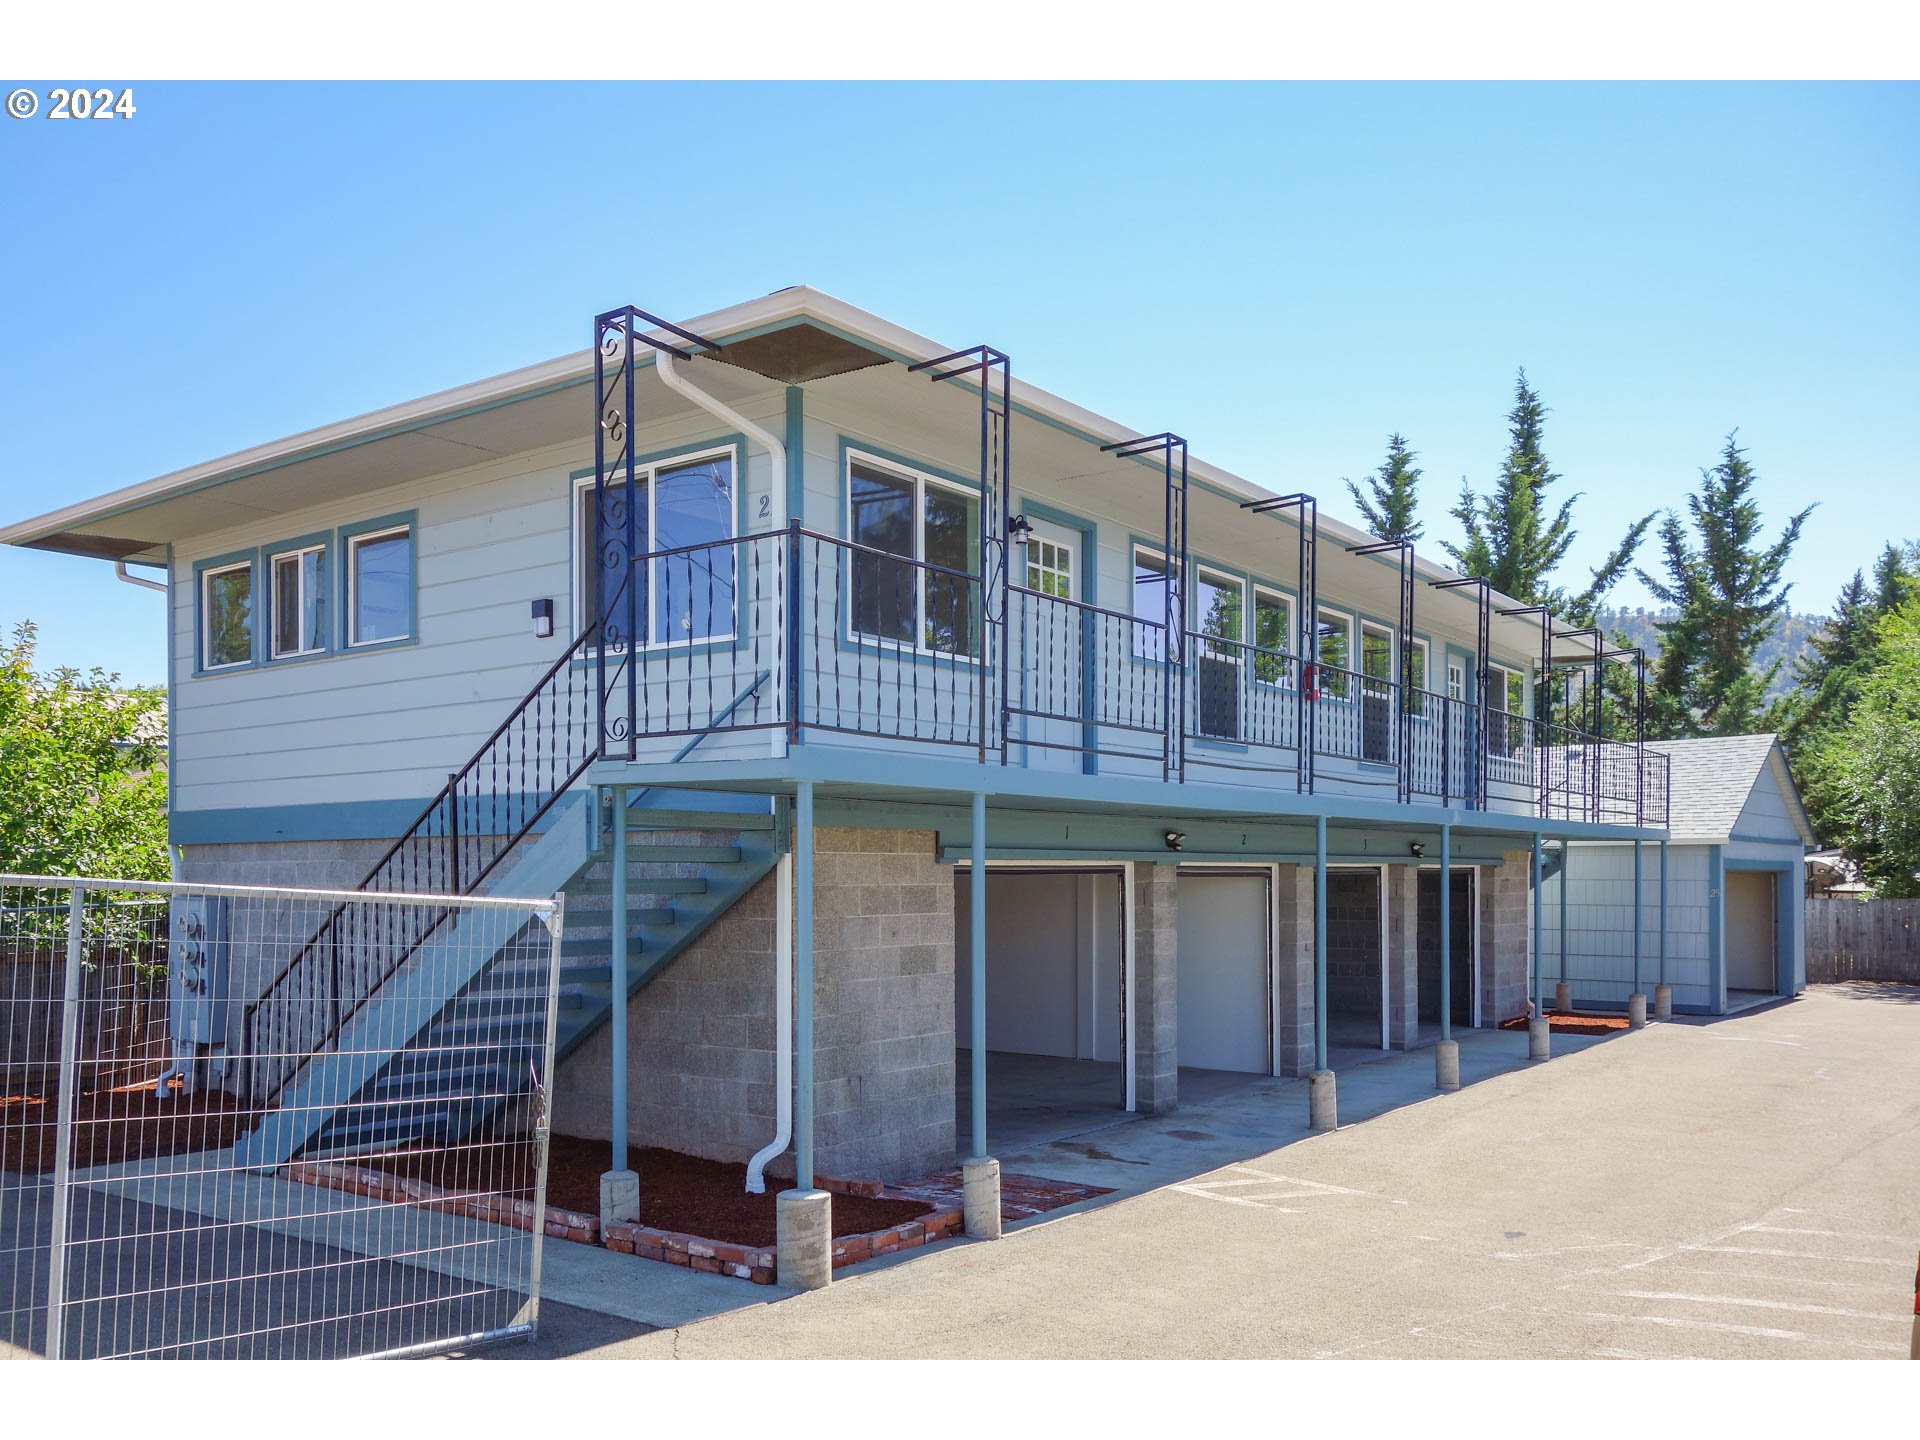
[795, 780, 816, 1189]
[1556, 840, 1570, 1013]
[1436, 823, 1459, 1092]
[1529, 832, 1550, 1060]
[1655, 838, 1672, 1020]
[1630, 839, 1648, 1027]
[600, 786, 638, 1227]
[1310, 815, 1336, 1128]
[779, 779, 831, 1288]
[45, 884, 85, 1360]
[966, 792, 996, 1238]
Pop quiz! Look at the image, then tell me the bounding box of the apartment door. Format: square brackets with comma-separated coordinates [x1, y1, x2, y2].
[1014, 517, 1084, 765]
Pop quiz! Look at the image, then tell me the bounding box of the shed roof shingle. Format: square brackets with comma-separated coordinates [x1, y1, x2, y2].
[1644, 734, 1813, 846]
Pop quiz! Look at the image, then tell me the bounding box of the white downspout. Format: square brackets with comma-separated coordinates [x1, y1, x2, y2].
[653, 351, 796, 1193]
[652, 351, 789, 762]
[114, 560, 167, 594]
[744, 850, 793, 1193]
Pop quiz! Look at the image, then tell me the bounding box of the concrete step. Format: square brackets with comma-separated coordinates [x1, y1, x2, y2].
[570, 875, 708, 899]
[617, 842, 742, 864]
[626, 807, 776, 831]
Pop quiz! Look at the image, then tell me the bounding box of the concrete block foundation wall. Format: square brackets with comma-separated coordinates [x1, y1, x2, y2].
[1131, 863, 1179, 1112]
[1481, 850, 1533, 1024]
[554, 825, 956, 1185]
[1272, 865, 1315, 1077]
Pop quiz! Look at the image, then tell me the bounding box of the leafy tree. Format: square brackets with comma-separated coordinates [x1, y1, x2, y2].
[1802, 598, 1920, 896]
[1343, 433, 1424, 543]
[1442, 369, 1653, 622]
[0, 621, 168, 881]
[1638, 434, 1812, 738]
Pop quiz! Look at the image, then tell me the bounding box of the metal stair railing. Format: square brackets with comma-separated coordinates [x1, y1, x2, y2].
[242, 623, 601, 1110]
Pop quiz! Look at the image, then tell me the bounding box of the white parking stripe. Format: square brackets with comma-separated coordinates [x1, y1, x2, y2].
[1557, 1309, 1907, 1353]
[1691, 1245, 1907, 1266]
[1613, 1289, 1911, 1323]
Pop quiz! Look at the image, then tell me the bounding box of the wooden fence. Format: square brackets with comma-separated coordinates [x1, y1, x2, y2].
[1805, 898, 1920, 983]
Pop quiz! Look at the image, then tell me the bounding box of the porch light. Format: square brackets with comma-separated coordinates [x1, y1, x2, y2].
[1410, 841, 1425, 859]
[1164, 830, 1185, 852]
[531, 598, 554, 639]
[1007, 512, 1035, 548]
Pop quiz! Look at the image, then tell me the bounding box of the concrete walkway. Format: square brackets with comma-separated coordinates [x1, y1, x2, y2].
[499, 984, 1920, 1359]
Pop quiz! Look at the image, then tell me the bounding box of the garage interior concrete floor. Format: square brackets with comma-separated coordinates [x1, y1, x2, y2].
[955, 1050, 1273, 1154]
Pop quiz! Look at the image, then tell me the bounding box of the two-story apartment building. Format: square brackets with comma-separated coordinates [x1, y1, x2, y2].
[1, 288, 1681, 1274]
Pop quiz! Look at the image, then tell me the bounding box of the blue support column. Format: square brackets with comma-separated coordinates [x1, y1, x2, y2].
[1314, 815, 1328, 1072]
[1632, 840, 1644, 993]
[1659, 839, 1669, 986]
[1559, 840, 1569, 991]
[969, 791, 988, 1160]
[1531, 832, 1544, 1014]
[795, 781, 816, 1189]
[1438, 823, 1452, 1043]
[609, 786, 629, 1174]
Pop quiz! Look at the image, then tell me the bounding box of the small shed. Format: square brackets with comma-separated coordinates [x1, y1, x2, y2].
[1540, 734, 1817, 1015]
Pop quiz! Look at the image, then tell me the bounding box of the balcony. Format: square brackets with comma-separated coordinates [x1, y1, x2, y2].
[590, 526, 1670, 829]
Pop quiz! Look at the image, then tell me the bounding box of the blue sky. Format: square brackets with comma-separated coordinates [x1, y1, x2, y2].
[1, 81, 1913, 685]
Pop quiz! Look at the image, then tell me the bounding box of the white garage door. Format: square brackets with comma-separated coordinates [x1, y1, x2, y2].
[1726, 870, 1778, 992]
[1177, 872, 1270, 1073]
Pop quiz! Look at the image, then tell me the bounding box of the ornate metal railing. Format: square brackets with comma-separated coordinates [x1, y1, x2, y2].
[241, 624, 601, 1108]
[591, 521, 1672, 828]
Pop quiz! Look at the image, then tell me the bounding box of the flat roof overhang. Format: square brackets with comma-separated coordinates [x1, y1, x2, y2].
[591, 746, 1669, 848]
[0, 287, 1559, 657]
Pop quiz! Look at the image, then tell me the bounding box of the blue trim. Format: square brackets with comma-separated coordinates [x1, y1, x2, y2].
[1707, 844, 1726, 1013]
[336, 510, 419, 652]
[190, 547, 261, 675]
[785, 386, 806, 522]
[260, 530, 332, 666]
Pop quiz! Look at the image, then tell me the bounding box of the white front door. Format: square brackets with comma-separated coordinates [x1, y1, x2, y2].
[1013, 516, 1083, 768]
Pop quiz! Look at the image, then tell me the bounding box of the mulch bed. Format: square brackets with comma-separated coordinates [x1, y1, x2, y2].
[0, 1077, 250, 1174]
[1499, 1010, 1634, 1037]
[362, 1134, 934, 1247]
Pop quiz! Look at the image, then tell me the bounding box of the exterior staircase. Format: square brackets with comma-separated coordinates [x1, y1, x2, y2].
[236, 786, 782, 1166]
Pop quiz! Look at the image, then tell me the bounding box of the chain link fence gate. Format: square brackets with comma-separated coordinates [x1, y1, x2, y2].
[1, 875, 564, 1360]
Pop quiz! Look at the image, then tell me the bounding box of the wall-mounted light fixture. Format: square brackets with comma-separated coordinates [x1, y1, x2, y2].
[1409, 841, 1426, 859]
[1007, 513, 1035, 548]
[1164, 830, 1185, 852]
[531, 598, 554, 639]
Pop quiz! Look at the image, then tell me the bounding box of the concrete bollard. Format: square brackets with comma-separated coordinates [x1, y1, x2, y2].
[1628, 993, 1648, 1029]
[1528, 1016, 1551, 1061]
[1434, 1039, 1460, 1092]
[962, 1155, 1002, 1240]
[1308, 1069, 1338, 1131]
[1654, 984, 1673, 1021]
[599, 1168, 639, 1228]
[1554, 981, 1571, 1014]
[776, 1188, 832, 1291]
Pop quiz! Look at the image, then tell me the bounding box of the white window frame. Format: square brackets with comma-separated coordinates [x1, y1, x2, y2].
[199, 560, 254, 672]
[345, 524, 414, 649]
[843, 448, 981, 659]
[1315, 607, 1355, 699]
[1406, 635, 1432, 716]
[1130, 544, 1177, 662]
[268, 543, 327, 660]
[1486, 661, 1525, 715]
[570, 443, 739, 650]
[1249, 584, 1296, 687]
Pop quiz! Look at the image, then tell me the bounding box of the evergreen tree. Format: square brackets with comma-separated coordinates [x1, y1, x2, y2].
[1442, 369, 1652, 621]
[1343, 433, 1424, 543]
[1638, 434, 1812, 738]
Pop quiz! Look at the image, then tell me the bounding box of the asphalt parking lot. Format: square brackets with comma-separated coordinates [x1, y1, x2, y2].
[507, 983, 1920, 1360]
